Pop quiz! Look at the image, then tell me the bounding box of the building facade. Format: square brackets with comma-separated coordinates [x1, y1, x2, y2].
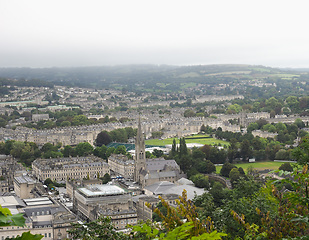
[108, 154, 134, 179]
[0, 196, 77, 240]
[32, 156, 109, 182]
[73, 184, 137, 230]
[13, 175, 36, 199]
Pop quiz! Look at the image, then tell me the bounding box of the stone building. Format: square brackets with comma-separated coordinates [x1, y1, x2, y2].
[13, 175, 36, 199]
[32, 114, 50, 122]
[251, 130, 278, 139]
[0, 196, 77, 240]
[0, 155, 25, 193]
[108, 154, 134, 179]
[66, 179, 102, 200]
[134, 194, 179, 221]
[134, 118, 185, 187]
[32, 156, 109, 182]
[73, 184, 137, 230]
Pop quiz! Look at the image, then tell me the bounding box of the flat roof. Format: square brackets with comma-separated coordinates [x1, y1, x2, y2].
[24, 197, 50, 202]
[78, 184, 125, 197]
[24, 197, 53, 206]
[15, 175, 36, 184]
[0, 196, 21, 207]
[25, 200, 53, 206]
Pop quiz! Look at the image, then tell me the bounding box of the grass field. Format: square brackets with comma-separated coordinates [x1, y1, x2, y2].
[180, 82, 197, 89]
[272, 73, 300, 79]
[145, 134, 229, 147]
[215, 161, 285, 174]
[178, 72, 201, 78]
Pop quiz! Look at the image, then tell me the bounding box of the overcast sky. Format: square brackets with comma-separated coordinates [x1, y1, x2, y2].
[1, 0, 309, 68]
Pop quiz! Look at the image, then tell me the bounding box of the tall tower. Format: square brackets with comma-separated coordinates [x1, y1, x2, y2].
[239, 111, 247, 128]
[134, 116, 146, 183]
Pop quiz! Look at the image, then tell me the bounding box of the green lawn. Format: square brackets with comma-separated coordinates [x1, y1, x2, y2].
[216, 161, 285, 174]
[272, 73, 300, 79]
[145, 135, 229, 147]
[180, 82, 197, 89]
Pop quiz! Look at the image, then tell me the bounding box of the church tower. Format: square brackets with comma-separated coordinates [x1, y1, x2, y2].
[134, 116, 146, 183]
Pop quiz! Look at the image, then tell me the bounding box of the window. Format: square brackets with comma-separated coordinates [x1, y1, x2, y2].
[49, 233, 51, 238]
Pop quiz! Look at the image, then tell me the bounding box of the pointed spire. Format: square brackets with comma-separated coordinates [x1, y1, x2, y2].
[138, 114, 141, 132]
[137, 114, 144, 144]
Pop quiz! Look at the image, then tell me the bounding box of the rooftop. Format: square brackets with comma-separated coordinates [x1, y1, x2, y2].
[78, 184, 125, 197]
[24, 197, 53, 206]
[15, 175, 36, 184]
[145, 181, 205, 200]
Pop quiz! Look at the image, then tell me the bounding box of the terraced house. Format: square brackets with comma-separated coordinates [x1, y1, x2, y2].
[32, 156, 109, 182]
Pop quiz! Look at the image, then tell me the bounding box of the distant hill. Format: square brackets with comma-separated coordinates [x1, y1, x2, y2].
[0, 64, 307, 91]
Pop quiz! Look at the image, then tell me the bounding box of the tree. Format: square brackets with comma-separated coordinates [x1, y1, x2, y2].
[110, 128, 128, 142]
[72, 115, 89, 126]
[184, 109, 196, 117]
[42, 151, 63, 159]
[285, 96, 299, 111]
[220, 162, 236, 178]
[240, 139, 253, 161]
[146, 189, 226, 239]
[151, 131, 164, 139]
[115, 145, 127, 155]
[106, 147, 115, 158]
[295, 118, 305, 128]
[292, 136, 309, 165]
[233, 166, 309, 239]
[247, 122, 259, 133]
[93, 145, 108, 159]
[101, 173, 112, 184]
[200, 144, 211, 159]
[299, 96, 308, 110]
[190, 174, 210, 189]
[194, 192, 215, 222]
[278, 162, 293, 172]
[10, 141, 25, 158]
[229, 168, 241, 187]
[170, 139, 177, 158]
[62, 145, 76, 157]
[179, 138, 188, 157]
[200, 124, 207, 133]
[68, 216, 126, 240]
[191, 148, 205, 161]
[197, 160, 216, 174]
[96, 131, 112, 146]
[209, 182, 230, 207]
[153, 149, 164, 158]
[275, 149, 289, 160]
[75, 142, 94, 156]
[275, 122, 287, 132]
[226, 104, 242, 114]
[41, 143, 57, 153]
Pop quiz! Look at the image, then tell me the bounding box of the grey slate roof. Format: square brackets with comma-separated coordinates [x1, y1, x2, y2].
[144, 181, 205, 200]
[144, 171, 177, 180]
[146, 159, 179, 171]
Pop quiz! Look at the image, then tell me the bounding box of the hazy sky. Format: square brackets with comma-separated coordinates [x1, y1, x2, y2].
[1, 0, 309, 68]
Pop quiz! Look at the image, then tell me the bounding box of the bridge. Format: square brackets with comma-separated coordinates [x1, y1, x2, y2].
[205, 173, 232, 189]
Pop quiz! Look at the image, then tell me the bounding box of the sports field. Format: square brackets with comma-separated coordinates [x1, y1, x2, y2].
[145, 134, 229, 147]
[216, 161, 286, 174]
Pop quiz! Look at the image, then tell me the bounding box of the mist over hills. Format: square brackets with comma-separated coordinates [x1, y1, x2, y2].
[0, 64, 308, 91]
